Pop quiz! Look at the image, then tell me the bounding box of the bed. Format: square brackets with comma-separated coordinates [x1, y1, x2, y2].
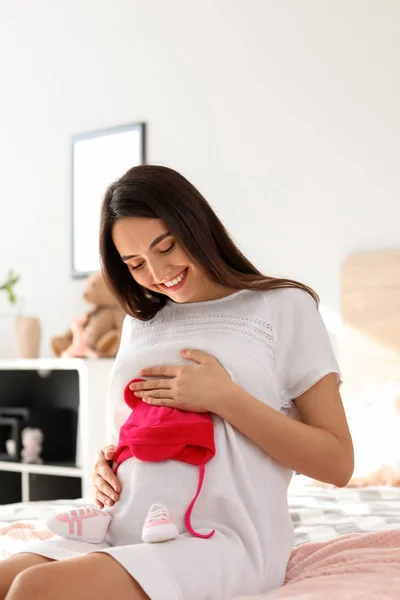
[289, 476, 400, 545]
[1, 477, 400, 558]
[1, 476, 400, 599]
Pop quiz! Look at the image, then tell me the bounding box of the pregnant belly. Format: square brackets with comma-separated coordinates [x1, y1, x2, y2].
[105, 457, 201, 545]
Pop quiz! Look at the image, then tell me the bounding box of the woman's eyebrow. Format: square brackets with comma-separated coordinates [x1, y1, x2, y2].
[121, 232, 172, 261]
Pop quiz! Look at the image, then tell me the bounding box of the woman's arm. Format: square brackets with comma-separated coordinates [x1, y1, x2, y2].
[215, 372, 354, 487]
[135, 346, 354, 487]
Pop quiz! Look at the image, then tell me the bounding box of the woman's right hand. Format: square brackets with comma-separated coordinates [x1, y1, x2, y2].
[93, 445, 121, 509]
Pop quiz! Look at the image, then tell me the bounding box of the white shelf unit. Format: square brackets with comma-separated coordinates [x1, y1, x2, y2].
[0, 461, 82, 476]
[0, 358, 113, 503]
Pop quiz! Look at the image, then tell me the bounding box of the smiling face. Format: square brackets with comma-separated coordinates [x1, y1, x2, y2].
[112, 217, 229, 304]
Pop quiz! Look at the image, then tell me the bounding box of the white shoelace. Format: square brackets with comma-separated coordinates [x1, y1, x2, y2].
[147, 505, 170, 524]
[67, 506, 96, 519]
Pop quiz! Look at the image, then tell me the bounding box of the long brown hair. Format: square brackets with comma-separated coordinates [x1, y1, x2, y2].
[100, 165, 318, 320]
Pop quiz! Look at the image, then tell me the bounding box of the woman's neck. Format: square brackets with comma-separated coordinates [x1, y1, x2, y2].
[186, 281, 239, 304]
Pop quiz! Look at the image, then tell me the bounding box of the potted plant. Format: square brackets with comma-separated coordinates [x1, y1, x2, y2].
[0, 269, 20, 305]
[0, 270, 41, 358]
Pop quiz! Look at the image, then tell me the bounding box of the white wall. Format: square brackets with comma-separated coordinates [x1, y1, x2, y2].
[0, 0, 399, 357]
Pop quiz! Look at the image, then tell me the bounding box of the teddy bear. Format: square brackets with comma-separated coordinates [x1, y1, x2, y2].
[21, 428, 44, 464]
[51, 271, 125, 359]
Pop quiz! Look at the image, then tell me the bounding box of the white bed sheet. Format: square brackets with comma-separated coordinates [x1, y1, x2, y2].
[1, 477, 400, 559]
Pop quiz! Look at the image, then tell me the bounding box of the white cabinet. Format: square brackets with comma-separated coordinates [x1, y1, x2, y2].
[0, 358, 113, 503]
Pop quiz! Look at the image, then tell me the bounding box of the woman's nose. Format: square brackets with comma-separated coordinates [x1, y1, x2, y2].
[148, 261, 169, 284]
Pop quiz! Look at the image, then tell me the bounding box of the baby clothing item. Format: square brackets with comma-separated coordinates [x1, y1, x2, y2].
[113, 378, 216, 539]
[46, 506, 112, 544]
[46, 377, 215, 545]
[142, 503, 179, 543]
[46, 503, 178, 545]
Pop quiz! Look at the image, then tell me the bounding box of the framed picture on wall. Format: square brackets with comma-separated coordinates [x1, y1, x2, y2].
[71, 122, 146, 278]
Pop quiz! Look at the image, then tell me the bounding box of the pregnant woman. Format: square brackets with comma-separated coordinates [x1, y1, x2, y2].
[0, 165, 353, 600]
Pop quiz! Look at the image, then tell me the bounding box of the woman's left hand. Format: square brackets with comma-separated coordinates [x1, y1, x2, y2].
[129, 349, 234, 413]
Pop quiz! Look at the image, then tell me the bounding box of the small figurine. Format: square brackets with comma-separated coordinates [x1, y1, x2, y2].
[21, 427, 44, 464]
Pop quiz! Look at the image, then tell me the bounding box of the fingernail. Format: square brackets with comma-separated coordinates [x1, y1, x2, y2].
[112, 493, 118, 501]
[106, 499, 112, 506]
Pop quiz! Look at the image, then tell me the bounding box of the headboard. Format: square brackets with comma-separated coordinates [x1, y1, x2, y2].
[339, 250, 400, 484]
[340, 249, 400, 397]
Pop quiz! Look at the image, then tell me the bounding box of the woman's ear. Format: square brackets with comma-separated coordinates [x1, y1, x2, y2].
[124, 378, 146, 410]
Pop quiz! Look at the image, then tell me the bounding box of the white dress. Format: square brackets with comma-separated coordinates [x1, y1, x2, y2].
[21, 288, 340, 600]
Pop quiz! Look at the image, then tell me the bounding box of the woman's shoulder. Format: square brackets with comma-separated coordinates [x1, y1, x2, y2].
[260, 287, 319, 331]
[119, 312, 158, 340]
[262, 286, 317, 310]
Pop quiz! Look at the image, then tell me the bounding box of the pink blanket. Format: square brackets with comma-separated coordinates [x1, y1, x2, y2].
[0, 522, 53, 559]
[238, 530, 400, 599]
